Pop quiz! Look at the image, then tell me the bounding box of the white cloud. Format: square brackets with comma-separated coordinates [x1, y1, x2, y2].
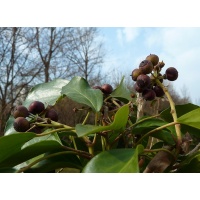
[144, 28, 200, 56]
[144, 28, 162, 48]
[162, 28, 200, 55]
[116, 27, 140, 46]
[123, 27, 140, 42]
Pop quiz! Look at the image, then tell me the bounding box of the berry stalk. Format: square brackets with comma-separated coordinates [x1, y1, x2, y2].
[155, 79, 182, 156]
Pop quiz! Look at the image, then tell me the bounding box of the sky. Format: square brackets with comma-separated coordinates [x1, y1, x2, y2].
[99, 27, 200, 104]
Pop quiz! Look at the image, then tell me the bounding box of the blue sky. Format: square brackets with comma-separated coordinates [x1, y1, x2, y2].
[99, 27, 200, 104]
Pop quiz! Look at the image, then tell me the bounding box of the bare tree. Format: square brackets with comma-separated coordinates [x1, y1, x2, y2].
[180, 84, 191, 104]
[0, 27, 42, 135]
[24, 27, 105, 84]
[31, 27, 76, 82]
[66, 27, 105, 86]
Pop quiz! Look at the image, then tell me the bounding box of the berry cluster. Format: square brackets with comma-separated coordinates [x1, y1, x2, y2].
[131, 54, 178, 101]
[13, 101, 58, 133]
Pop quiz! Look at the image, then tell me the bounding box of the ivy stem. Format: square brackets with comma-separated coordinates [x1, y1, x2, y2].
[95, 113, 98, 126]
[33, 123, 64, 128]
[87, 145, 94, 155]
[51, 120, 75, 130]
[61, 145, 92, 158]
[146, 136, 154, 149]
[35, 127, 75, 137]
[112, 99, 121, 108]
[156, 79, 182, 156]
[101, 136, 106, 151]
[82, 111, 90, 125]
[135, 121, 178, 146]
[70, 135, 80, 159]
[79, 111, 95, 155]
[110, 133, 122, 148]
[104, 95, 112, 102]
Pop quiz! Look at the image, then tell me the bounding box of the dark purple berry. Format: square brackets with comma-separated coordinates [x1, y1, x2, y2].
[136, 74, 151, 89]
[13, 117, 30, 132]
[13, 105, 29, 118]
[101, 84, 113, 94]
[45, 109, 58, 122]
[153, 85, 165, 97]
[142, 89, 156, 101]
[165, 67, 178, 81]
[134, 83, 144, 93]
[28, 101, 45, 115]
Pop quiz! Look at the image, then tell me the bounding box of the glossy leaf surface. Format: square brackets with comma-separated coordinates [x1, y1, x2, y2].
[82, 145, 144, 173]
[177, 151, 200, 173]
[177, 108, 200, 130]
[111, 76, 131, 102]
[133, 118, 176, 145]
[0, 131, 64, 168]
[160, 103, 199, 122]
[0, 132, 35, 163]
[61, 76, 103, 112]
[23, 78, 69, 107]
[0, 140, 62, 168]
[25, 151, 82, 173]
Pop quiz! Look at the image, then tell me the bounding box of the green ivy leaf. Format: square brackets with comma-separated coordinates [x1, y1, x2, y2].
[0, 140, 62, 168]
[177, 108, 200, 130]
[111, 76, 131, 102]
[23, 78, 69, 107]
[76, 104, 129, 137]
[61, 76, 103, 112]
[177, 151, 200, 173]
[82, 145, 144, 173]
[24, 150, 83, 173]
[0, 130, 64, 169]
[180, 125, 200, 138]
[22, 132, 62, 149]
[109, 104, 129, 130]
[0, 168, 17, 173]
[160, 104, 200, 138]
[4, 116, 16, 136]
[133, 118, 176, 145]
[160, 103, 199, 122]
[0, 132, 36, 163]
